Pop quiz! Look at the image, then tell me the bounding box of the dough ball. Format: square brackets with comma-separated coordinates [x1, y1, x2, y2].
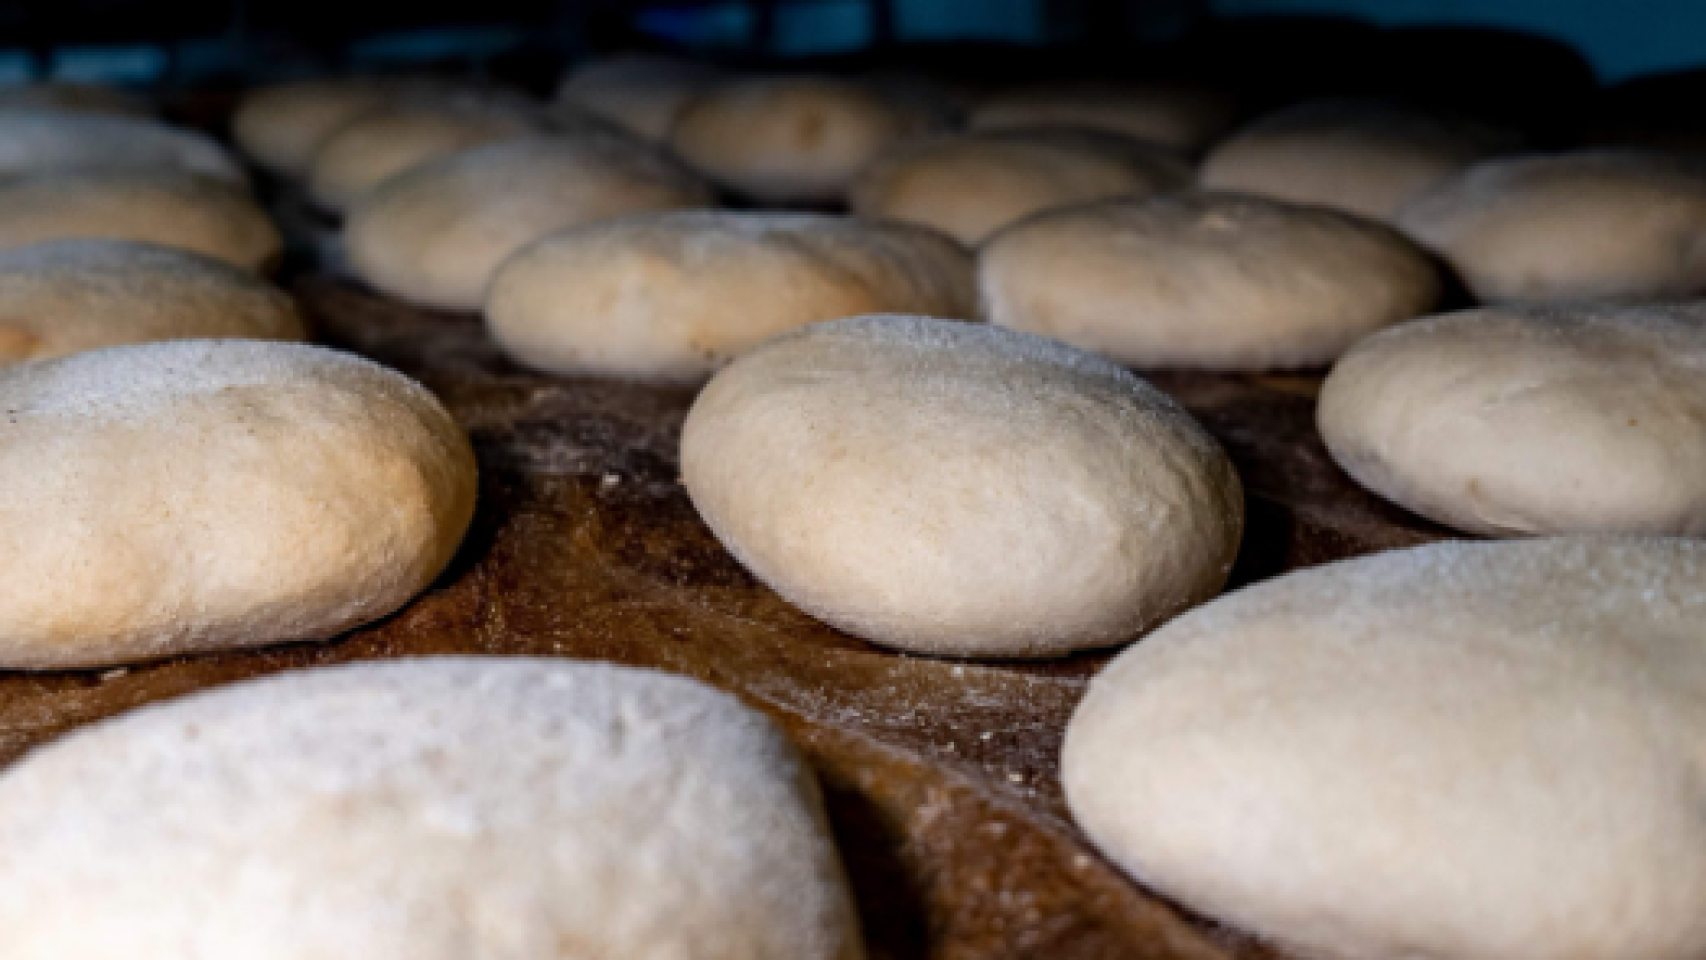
[1064, 536, 1706, 960]
[0, 657, 863, 959]
[557, 53, 730, 141]
[0, 171, 282, 273]
[486, 212, 975, 380]
[1200, 98, 1517, 221]
[0, 110, 243, 185]
[849, 127, 1191, 246]
[680, 316, 1243, 657]
[232, 78, 403, 176]
[1396, 149, 1706, 303]
[970, 81, 1238, 154]
[0, 340, 476, 668]
[669, 76, 946, 205]
[980, 192, 1440, 369]
[1319, 302, 1706, 535]
[0, 81, 151, 117]
[306, 91, 544, 212]
[0, 239, 305, 363]
[346, 136, 714, 312]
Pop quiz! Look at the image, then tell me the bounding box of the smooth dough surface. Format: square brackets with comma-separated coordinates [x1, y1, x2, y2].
[0, 239, 305, 363]
[1065, 536, 1706, 960]
[486, 212, 975, 380]
[0, 109, 243, 185]
[680, 315, 1243, 657]
[1396, 149, 1706, 303]
[347, 136, 714, 311]
[669, 77, 945, 204]
[980, 192, 1440, 369]
[556, 54, 730, 141]
[1200, 99, 1517, 221]
[232, 78, 404, 176]
[0, 657, 864, 959]
[969, 81, 1237, 154]
[0, 340, 476, 668]
[1319, 302, 1706, 535]
[0, 172, 282, 272]
[849, 128, 1191, 245]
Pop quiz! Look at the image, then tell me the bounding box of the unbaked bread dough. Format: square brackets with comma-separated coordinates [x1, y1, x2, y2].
[1200, 98, 1517, 221]
[1319, 302, 1706, 535]
[232, 78, 403, 176]
[680, 315, 1243, 656]
[980, 192, 1440, 369]
[1396, 149, 1706, 303]
[556, 53, 730, 141]
[0, 239, 304, 362]
[0, 171, 282, 273]
[969, 81, 1237, 154]
[669, 76, 945, 204]
[346, 136, 714, 312]
[848, 128, 1191, 245]
[0, 109, 243, 185]
[0, 657, 864, 959]
[1065, 536, 1706, 960]
[486, 212, 975, 380]
[0, 339, 476, 668]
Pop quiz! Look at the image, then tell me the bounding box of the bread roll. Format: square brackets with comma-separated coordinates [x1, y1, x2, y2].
[347, 136, 714, 312]
[970, 81, 1237, 154]
[486, 212, 975, 380]
[0, 340, 475, 668]
[1396, 150, 1706, 303]
[232, 77, 403, 176]
[1065, 536, 1706, 960]
[556, 53, 730, 141]
[1320, 302, 1706, 535]
[0, 171, 282, 272]
[0, 110, 243, 185]
[0, 239, 304, 363]
[980, 192, 1440, 369]
[1200, 99, 1517, 221]
[849, 128, 1191, 245]
[0, 658, 864, 959]
[681, 315, 1242, 657]
[669, 76, 945, 204]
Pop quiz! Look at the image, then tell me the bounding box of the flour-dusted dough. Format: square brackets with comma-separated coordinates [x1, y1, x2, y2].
[486, 212, 975, 380]
[849, 128, 1190, 245]
[0, 109, 244, 185]
[0, 658, 865, 959]
[346, 136, 714, 312]
[1065, 536, 1706, 960]
[557, 53, 730, 141]
[969, 81, 1238, 154]
[0, 171, 282, 272]
[1396, 150, 1706, 303]
[232, 78, 404, 176]
[681, 316, 1242, 657]
[1200, 98, 1517, 221]
[0, 239, 304, 362]
[669, 76, 946, 205]
[1319, 302, 1706, 535]
[0, 340, 476, 668]
[980, 192, 1440, 369]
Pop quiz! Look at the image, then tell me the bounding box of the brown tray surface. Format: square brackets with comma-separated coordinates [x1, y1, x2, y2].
[0, 278, 1453, 959]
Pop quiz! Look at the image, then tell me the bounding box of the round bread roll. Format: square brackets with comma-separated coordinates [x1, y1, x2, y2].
[0, 110, 243, 185]
[232, 77, 403, 176]
[557, 53, 730, 141]
[1064, 536, 1706, 960]
[1200, 99, 1517, 221]
[0, 239, 304, 362]
[0, 81, 150, 117]
[0, 172, 282, 272]
[0, 340, 476, 668]
[347, 136, 714, 312]
[487, 212, 975, 380]
[680, 316, 1243, 657]
[1319, 302, 1706, 536]
[850, 128, 1190, 246]
[1396, 150, 1706, 303]
[0, 658, 864, 959]
[306, 93, 544, 212]
[970, 81, 1237, 154]
[980, 192, 1440, 369]
[669, 76, 945, 205]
